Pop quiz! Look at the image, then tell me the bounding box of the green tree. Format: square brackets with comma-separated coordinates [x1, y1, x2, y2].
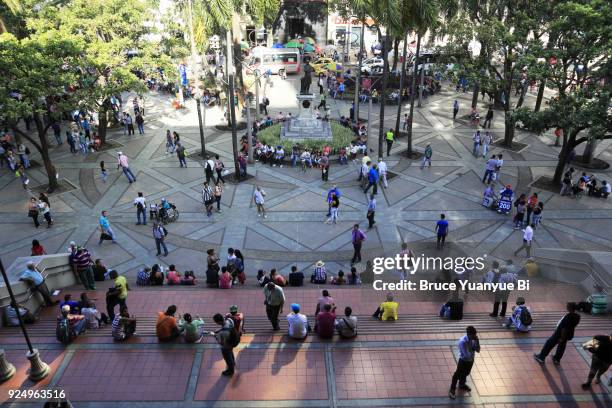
[30, 0, 172, 144]
[0, 32, 88, 191]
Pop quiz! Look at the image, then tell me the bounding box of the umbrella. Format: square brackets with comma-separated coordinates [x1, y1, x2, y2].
[272, 43, 284, 48]
[285, 41, 303, 48]
[325, 62, 343, 72]
[239, 41, 249, 50]
[303, 43, 315, 52]
[303, 37, 316, 45]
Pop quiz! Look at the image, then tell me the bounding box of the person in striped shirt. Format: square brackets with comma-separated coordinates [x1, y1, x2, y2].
[112, 306, 137, 341]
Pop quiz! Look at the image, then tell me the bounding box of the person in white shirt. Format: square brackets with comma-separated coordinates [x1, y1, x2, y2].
[377, 158, 388, 188]
[514, 223, 534, 258]
[274, 146, 285, 167]
[472, 131, 481, 156]
[300, 150, 312, 168]
[504, 297, 532, 332]
[253, 186, 267, 218]
[287, 303, 309, 340]
[482, 132, 493, 157]
[134, 192, 147, 225]
[495, 154, 504, 181]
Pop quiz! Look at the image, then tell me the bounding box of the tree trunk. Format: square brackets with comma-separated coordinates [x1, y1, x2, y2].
[471, 83, 479, 109]
[405, 33, 421, 156]
[354, 21, 365, 124]
[227, 29, 241, 179]
[553, 128, 579, 185]
[394, 34, 408, 137]
[502, 57, 514, 147]
[98, 104, 109, 144]
[33, 113, 59, 192]
[515, 82, 528, 109]
[503, 112, 515, 147]
[378, 35, 390, 159]
[534, 78, 546, 112]
[582, 134, 597, 165]
[391, 37, 400, 72]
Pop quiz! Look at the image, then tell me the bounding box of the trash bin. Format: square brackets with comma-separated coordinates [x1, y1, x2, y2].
[590, 293, 607, 315]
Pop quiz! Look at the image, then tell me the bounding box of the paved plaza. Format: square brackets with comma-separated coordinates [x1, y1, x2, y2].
[1, 77, 612, 407]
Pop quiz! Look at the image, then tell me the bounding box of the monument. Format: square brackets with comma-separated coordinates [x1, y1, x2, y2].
[281, 65, 332, 141]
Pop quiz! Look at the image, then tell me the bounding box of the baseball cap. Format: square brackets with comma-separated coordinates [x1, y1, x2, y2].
[229, 305, 238, 313]
[291, 303, 300, 313]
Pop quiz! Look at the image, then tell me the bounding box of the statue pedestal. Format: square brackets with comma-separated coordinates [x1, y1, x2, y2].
[280, 93, 332, 141]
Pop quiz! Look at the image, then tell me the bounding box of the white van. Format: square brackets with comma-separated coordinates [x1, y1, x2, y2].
[247, 47, 302, 76]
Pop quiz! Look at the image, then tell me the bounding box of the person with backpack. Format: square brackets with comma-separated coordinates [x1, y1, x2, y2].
[504, 297, 532, 332]
[209, 313, 239, 376]
[581, 333, 612, 389]
[214, 154, 225, 184]
[152, 222, 169, 257]
[420, 144, 433, 169]
[205, 155, 215, 184]
[56, 305, 86, 344]
[134, 192, 147, 225]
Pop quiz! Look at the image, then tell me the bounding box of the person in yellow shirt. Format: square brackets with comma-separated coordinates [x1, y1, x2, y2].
[372, 293, 398, 320]
[524, 258, 538, 277]
[385, 129, 394, 157]
[106, 270, 129, 321]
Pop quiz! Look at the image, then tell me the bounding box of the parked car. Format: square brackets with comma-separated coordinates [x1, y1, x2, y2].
[247, 47, 302, 76]
[309, 57, 335, 75]
[360, 57, 384, 75]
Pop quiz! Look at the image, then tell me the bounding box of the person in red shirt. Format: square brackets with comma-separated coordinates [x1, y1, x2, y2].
[270, 269, 286, 287]
[226, 305, 244, 335]
[31, 239, 46, 256]
[316, 303, 336, 339]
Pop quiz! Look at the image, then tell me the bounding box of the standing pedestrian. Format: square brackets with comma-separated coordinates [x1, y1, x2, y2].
[495, 154, 504, 182]
[452, 99, 459, 120]
[317, 93, 327, 110]
[532, 202, 544, 228]
[100, 160, 108, 183]
[202, 181, 214, 217]
[209, 313, 237, 376]
[421, 144, 433, 169]
[367, 194, 376, 229]
[74, 245, 96, 290]
[350, 224, 366, 265]
[385, 129, 394, 156]
[320, 154, 330, 181]
[38, 199, 53, 228]
[134, 192, 147, 225]
[214, 154, 226, 184]
[98, 210, 117, 244]
[27, 197, 40, 228]
[325, 192, 339, 224]
[214, 181, 223, 213]
[264, 282, 285, 331]
[483, 106, 494, 128]
[253, 185, 267, 218]
[435, 214, 449, 249]
[448, 326, 480, 399]
[472, 130, 481, 156]
[52, 121, 62, 145]
[117, 152, 136, 183]
[125, 113, 134, 135]
[152, 222, 169, 257]
[165, 130, 175, 153]
[318, 74, 325, 94]
[525, 193, 538, 226]
[490, 266, 517, 317]
[402, 113, 409, 131]
[482, 131, 492, 157]
[106, 270, 128, 322]
[135, 112, 145, 134]
[176, 142, 187, 167]
[326, 185, 341, 217]
[377, 158, 388, 188]
[513, 223, 534, 257]
[16, 164, 29, 190]
[534, 302, 581, 365]
[205, 155, 215, 184]
[513, 194, 527, 228]
[581, 333, 612, 389]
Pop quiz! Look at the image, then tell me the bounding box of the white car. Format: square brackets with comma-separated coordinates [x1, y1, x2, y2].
[360, 57, 384, 75]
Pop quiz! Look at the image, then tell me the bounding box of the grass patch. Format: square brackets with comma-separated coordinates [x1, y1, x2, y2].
[257, 122, 355, 153]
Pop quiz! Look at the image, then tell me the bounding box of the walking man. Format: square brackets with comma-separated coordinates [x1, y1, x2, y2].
[210, 313, 237, 376]
[421, 144, 433, 169]
[320, 153, 330, 181]
[385, 129, 394, 157]
[482, 155, 497, 184]
[513, 223, 534, 257]
[98, 210, 117, 244]
[483, 106, 494, 128]
[364, 164, 379, 195]
[435, 214, 449, 250]
[367, 194, 376, 229]
[253, 186, 267, 218]
[482, 131, 492, 157]
[351, 224, 366, 265]
[377, 158, 388, 188]
[264, 282, 285, 331]
[176, 142, 187, 167]
[452, 99, 459, 120]
[472, 130, 481, 156]
[117, 152, 136, 183]
[534, 302, 581, 365]
[214, 154, 225, 184]
[134, 192, 146, 225]
[448, 326, 480, 399]
[153, 222, 169, 257]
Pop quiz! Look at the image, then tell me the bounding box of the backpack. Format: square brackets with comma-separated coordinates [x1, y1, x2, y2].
[56, 317, 76, 344]
[519, 307, 533, 326]
[223, 325, 240, 348]
[136, 201, 144, 210]
[163, 227, 168, 236]
[25, 147, 31, 155]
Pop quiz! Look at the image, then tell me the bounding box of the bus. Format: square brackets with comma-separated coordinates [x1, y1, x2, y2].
[247, 47, 302, 76]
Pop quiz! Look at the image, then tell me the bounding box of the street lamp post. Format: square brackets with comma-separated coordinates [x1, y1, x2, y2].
[0, 258, 50, 381]
[196, 96, 206, 157]
[245, 93, 253, 164]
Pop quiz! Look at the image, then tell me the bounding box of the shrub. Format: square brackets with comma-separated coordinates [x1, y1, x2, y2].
[257, 122, 355, 153]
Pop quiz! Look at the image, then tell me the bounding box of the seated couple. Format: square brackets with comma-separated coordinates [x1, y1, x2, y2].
[156, 305, 205, 343]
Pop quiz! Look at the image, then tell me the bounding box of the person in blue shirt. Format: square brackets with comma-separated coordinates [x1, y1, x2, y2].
[60, 294, 80, 314]
[98, 210, 116, 245]
[19, 262, 57, 306]
[449, 326, 480, 399]
[435, 213, 449, 250]
[326, 185, 341, 217]
[363, 163, 379, 195]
